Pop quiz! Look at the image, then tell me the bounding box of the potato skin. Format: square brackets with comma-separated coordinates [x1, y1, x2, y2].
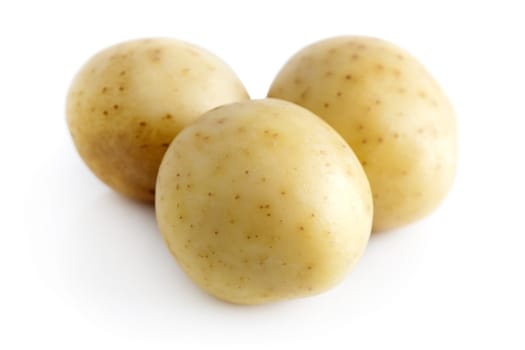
[156, 99, 372, 304]
[268, 36, 457, 231]
[66, 38, 248, 201]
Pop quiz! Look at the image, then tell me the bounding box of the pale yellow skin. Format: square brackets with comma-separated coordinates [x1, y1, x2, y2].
[156, 99, 373, 304]
[67, 38, 249, 202]
[268, 36, 457, 231]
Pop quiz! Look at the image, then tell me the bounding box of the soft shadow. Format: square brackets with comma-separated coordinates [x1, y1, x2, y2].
[58, 190, 216, 322]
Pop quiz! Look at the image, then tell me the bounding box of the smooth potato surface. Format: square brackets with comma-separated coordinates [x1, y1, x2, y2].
[67, 38, 248, 201]
[268, 36, 457, 231]
[156, 99, 372, 304]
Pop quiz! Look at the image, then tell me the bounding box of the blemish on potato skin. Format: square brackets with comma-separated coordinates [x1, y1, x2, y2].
[300, 88, 310, 99]
[139, 121, 147, 127]
[345, 74, 352, 80]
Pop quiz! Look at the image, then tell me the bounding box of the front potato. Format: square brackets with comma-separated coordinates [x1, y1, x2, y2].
[66, 38, 248, 202]
[268, 36, 457, 231]
[156, 99, 372, 304]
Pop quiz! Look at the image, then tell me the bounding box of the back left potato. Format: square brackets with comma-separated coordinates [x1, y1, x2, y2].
[66, 38, 249, 201]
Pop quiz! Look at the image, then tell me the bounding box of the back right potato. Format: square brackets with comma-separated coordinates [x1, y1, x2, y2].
[268, 36, 457, 231]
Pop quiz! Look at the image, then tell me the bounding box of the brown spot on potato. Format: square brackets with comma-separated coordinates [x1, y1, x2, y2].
[345, 74, 352, 80]
[337, 91, 342, 97]
[300, 88, 310, 99]
[161, 143, 169, 148]
[377, 137, 384, 143]
[139, 121, 147, 127]
[324, 103, 329, 108]
[375, 64, 384, 71]
[362, 139, 368, 144]
[351, 54, 359, 60]
[113, 104, 119, 110]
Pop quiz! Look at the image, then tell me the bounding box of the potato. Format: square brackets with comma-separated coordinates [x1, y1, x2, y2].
[66, 38, 249, 201]
[268, 36, 457, 231]
[155, 99, 372, 304]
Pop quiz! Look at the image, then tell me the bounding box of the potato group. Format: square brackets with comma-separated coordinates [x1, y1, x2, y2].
[66, 35, 458, 304]
[268, 36, 457, 231]
[155, 99, 373, 304]
[66, 38, 248, 201]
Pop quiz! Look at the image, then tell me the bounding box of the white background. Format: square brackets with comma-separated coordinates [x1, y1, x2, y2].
[2, 1, 524, 349]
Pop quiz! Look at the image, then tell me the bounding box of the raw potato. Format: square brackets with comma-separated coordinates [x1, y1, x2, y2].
[156, 99, 373, 304]
[268, 36, 457, 231]
[66, 38, 249, 201]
